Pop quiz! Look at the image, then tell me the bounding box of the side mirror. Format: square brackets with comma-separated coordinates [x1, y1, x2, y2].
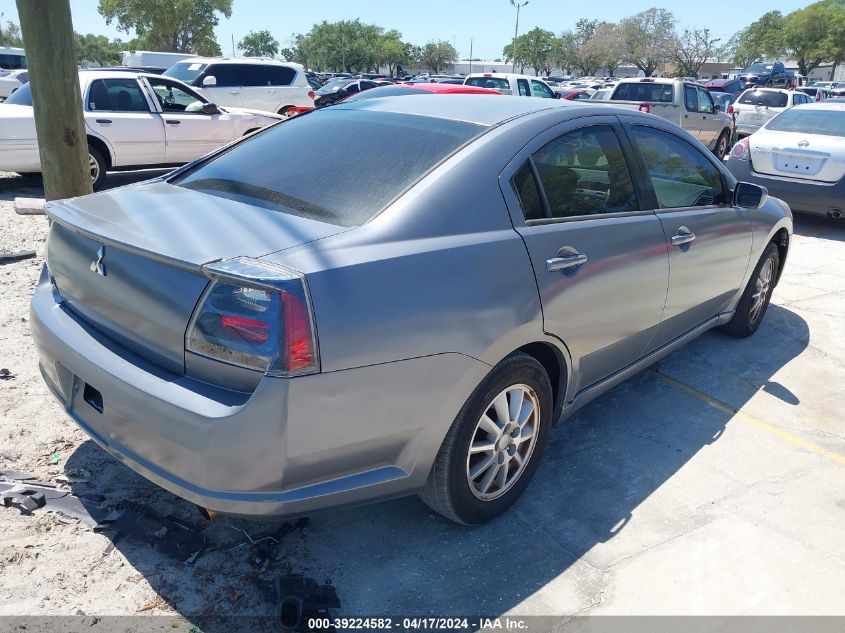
[713, 104, 722, 113]
[734, 181, 767, 208]
[553, 91, 561, 99]
[201, 102, 221, 115]
[202, 75, 217, 87]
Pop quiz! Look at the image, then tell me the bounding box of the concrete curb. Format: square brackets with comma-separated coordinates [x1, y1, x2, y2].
[14, 197, 46, 215]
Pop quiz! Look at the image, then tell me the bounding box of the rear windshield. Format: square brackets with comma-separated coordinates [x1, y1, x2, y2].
[739, 90, 788, 107]
[766, 109, 845, 137]
[465, 77, 511, 91]
[163, 62, 208, 85]
[4, 81, 31, 105]
[611, 82, 673, 103]
[173, 109, 486, 227]
[745, 63, 773, 74]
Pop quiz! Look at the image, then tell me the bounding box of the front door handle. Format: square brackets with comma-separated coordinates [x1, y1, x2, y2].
[671, 227, 696, 246]
[165, 119, 181, 125]
[230, 90, 240, 95]
[546, 251, 588, 272]
[95, 119, 112, 124]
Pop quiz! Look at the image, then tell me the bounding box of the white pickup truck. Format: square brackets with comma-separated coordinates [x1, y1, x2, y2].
[595, 77, 734, 157]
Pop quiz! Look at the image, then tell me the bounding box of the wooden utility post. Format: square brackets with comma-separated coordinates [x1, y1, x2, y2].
[16, 0, 92, 201]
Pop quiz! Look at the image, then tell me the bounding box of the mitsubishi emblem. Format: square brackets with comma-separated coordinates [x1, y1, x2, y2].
[798, 139, 810, 148]
[90, 245, 106, 276]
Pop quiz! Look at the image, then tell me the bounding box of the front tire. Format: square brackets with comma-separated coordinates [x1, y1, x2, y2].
[420, 352, 553, 525]
[722, 242, 780, 338]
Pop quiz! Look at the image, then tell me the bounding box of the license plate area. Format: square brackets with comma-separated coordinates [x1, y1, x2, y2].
[772, 150, 826, 176]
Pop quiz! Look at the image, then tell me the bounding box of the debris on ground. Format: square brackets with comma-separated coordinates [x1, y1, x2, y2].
[0, 367, 14, 379]
[0, 250, 37, 264]
[254, 575, 340, 632]
[0, 479, 104, 526]
[93, 502, 208, 563]
[13, 196, 46, 215]
[55, 467, 92, 485]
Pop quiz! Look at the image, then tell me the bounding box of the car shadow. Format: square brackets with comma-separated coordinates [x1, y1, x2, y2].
[792, 213, 845, 242]
[63, 303, 809, 620]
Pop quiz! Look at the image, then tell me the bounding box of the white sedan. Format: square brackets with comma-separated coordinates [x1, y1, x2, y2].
[0, 69, 28, 99]
[0, 70, 282, 188]
[731, 88, 814, 137]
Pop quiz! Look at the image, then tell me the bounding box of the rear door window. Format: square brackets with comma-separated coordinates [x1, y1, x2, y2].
[87, 78, 150, 112]
[204, 64, 239, 87]
[531, 125, 639, 219]
[465, 76, 511, 93]
[267, 65, 296, 86]
[174, 109, 486, 227]
[629, 126, 726, 208]
[511, 162, 545, 220]
[684, 86, 698, 112]
[531, 80, 555, 99]
[517, 79, 530, 96]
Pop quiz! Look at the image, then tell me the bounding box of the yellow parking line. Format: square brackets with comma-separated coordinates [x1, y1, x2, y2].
[648, 370, 845, 467]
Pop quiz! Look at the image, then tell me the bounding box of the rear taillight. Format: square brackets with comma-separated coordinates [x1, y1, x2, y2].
[186, 257, 319, 377]
[727, 104, 734, 114]
[730, 137, 750, 161]
[638, 103, 650, 113]
[307, 90, 316, 100]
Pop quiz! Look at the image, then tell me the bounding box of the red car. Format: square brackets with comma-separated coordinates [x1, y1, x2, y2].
[284, 82, 500, 117]
[562, 90, 592, 101]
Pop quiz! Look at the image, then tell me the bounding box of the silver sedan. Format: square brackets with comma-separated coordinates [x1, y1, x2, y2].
[31, 96, 792, 525]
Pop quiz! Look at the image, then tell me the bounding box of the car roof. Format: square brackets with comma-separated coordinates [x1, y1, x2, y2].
[401, 83, 501, 94]
[465, 72, 548, 81]
[792, 101, 845, 111]
[177, 57, 304, 69]
[333, 93, 611, 126]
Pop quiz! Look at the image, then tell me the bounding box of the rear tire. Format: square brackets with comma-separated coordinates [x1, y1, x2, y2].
[713, 130, 730, 158]
[420, 352, 553, 525]
[277, 106, 292, 116]
[88, 145, 107, 191]
[722, 242, 779, 338]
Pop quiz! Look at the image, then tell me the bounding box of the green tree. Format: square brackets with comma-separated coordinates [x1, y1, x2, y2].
[419, 40, 458, 73]
[0, 21, 24, 47]
[239, 30, 279, 58]
[673, 28, 721, 77]
[280, 33, 309, 67]
[509, 27, 556, 75]
[553, 31, 579, 75]
[580, 23, 625, 77]
[291, 20, 388, 73]
[75, 33, 125, 66]
[619, 8, 676, 77]
[98, 0, 231, 55]
[378, 30, 407, 76]
[782, 0, 845, 76]
[728, 11, 786, 69]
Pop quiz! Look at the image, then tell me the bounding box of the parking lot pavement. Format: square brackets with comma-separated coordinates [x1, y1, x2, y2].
[1, 175, 843, 620]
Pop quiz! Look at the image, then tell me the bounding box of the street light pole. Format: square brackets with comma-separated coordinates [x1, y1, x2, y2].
[510, 0, 529, 74]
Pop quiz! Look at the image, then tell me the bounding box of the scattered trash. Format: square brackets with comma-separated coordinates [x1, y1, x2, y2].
[93, 502, 207, 563]
[50, 453, 61, 464]
[55, 467, 92, 485]
[244, 518, 308, 572]
[0, 250, 36, 264]
[0, 368, 13, 380]
[0, 470, 39, 482]
[255, 576, 340, 632]
[0, 480, 106, 527]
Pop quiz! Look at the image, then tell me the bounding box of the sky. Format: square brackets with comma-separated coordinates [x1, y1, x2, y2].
[0, 0, 814, 60]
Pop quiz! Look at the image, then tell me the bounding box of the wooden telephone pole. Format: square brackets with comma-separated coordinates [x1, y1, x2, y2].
[16, 0, 92, 201]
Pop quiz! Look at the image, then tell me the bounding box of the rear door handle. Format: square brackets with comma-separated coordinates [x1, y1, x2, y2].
[95, 119, 112, 124]
[165, 120, 181, 125]
[546, 250, 588, 272]
[671, 227, 696, 246]
[230, 90, 240, 95]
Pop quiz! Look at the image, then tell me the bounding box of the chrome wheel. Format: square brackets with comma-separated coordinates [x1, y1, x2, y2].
[717, 135, 728, 157]
[466, 384, 540, 501]
[749, 257, 774, 324]
[89, 153, 100, 184]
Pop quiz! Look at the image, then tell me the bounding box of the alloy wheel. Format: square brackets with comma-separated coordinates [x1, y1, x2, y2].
[749, 257, 774, 325]
[89, 154, 100, 184]
[466, 384, 540, 501]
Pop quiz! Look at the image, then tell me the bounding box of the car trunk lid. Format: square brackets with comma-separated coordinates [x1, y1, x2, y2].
[45, 181, 347, 373]
[750, 131, 845, 183]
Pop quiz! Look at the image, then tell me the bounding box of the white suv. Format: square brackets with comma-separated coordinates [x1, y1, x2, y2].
[463, 73, 557, 99]
[163, 57, 315, 115]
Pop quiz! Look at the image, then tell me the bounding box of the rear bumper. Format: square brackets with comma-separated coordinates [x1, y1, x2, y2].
[725, 158, 845, 218]
[30, 269, 487, 517]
